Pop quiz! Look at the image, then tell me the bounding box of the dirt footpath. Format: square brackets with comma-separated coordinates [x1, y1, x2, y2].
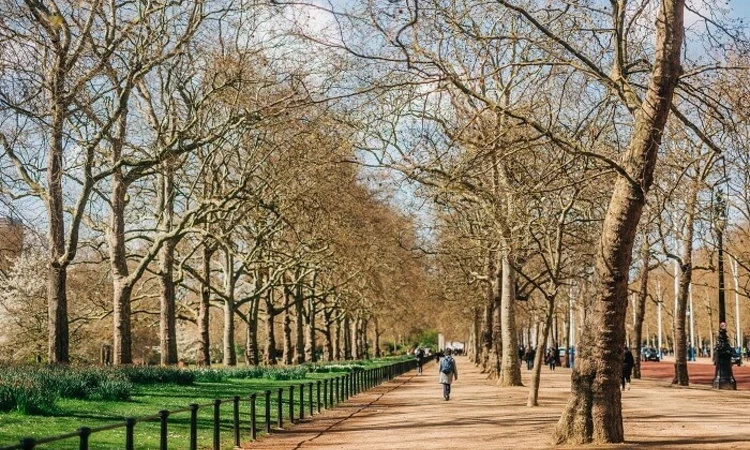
[245, 357, 750, 450]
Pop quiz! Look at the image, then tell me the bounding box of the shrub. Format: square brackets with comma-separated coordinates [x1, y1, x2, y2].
[0, 372, 58, 414]
[266, 367, 308, 380]
[116, 366, 195, 385]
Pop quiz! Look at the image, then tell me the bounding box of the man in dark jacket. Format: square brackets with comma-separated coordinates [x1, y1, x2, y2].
[622, 346, 635, 390]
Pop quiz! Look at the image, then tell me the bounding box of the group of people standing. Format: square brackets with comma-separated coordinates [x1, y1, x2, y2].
[519, 344, 561, 370]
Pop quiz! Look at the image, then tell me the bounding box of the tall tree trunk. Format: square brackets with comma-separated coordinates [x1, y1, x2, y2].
[283, 288, 293, 365]
[197, 243, 214, 366]
[245, 298, 260, 366]
[633, 240, 650, 379]
[528, 296, 555, 406]
[294, 281, 305, 364]
[112, 279, 133, 365]
[333, 314, 342, 360]
[351, 317, 361, 360]
[499, 255, 522, 386]
[373, 316, 381, 357]
[109, 151, 132, 365]
[360, 317, 369, 358]
[47, 264, 69, 363]
[673, 176, 700, 385]
[158, 167, 178, 366]
[158, 237, 178, 365]
[479, 251, 496, 370]
[222, 252, 237, 366]
[263, 290, 277, 365]
[304, 292, 316, 362]
[323, 304, 333, 361]
[46, 57, 69, 365]
[343, 316, 352, 360]
[552, 2, 684, 443]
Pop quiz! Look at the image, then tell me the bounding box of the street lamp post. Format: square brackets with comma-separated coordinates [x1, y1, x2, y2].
[713, 190, 736, 390]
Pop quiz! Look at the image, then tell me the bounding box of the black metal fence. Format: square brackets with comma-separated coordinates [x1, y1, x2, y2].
[0, 359, 417, 450]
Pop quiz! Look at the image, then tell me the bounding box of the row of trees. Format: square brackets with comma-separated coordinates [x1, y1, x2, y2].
[4, 0, 750, 446]
[294, 0, 750, 445]
[0, 1, 433, 367]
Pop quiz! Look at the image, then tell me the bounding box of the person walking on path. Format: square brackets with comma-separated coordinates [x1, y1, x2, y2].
[622, 346, 635, 391]
[439, 348, 458, 400]
[524, 345, 535, 370]
[415, 347, 425, 375]
[545, 347, 556, 371]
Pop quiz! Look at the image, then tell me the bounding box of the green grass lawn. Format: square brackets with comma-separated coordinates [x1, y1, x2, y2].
[0, 358, 410, 450]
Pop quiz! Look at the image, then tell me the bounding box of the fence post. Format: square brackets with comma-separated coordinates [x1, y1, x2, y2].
[159, 410, 169, 450]
[323, 379, 328, 409]
[190, 404, 199, 450]
[20, 438, 35, 450]
[250, 393, 257, 441]
[289, 386, 295, 423]
[277, 388, 283, 429]
[233, 396, 241, 448]
[264, 390, 271, 434]
[335, 377, 340, 404]
[213, 399, 221, 450]
[78, 427, 91, 450]
[317, 381, 322, 413]
[299, 384, 305, 421]
[125, 418, 136, 450]
[308, 382, 314, 417]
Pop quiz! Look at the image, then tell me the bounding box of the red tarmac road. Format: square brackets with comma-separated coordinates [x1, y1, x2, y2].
[639, 356, 750, 388]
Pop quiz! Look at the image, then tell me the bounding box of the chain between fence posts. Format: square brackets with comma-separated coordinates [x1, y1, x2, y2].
[213, 399, 221, 450]
[250, 393, 257, 441]
[277, 389, 283, 429]
[233, 396, 241, 448]
[77, 427, 91, 450]
[159, 410, 169, 450]
[189, 404, 199, 450]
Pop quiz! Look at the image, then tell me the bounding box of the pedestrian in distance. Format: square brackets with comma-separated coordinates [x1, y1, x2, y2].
[524, 345, 535, 370]
[415, 347, 425, 375]
[622, 346, 635, 391]
[439, 348, 458, 401]
[545, 347, 556, 371]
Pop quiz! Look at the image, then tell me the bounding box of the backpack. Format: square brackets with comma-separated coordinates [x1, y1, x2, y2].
[440, 356, 454, 374]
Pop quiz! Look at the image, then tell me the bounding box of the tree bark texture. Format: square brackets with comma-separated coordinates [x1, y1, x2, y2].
[673, 176, 699, 386]
[263, 291, 277, 365]
[222, 252, 237, 366]
[499, 255, 522, 386]
[283, 289, 293, 365]
[528, 297, 555, 406]
[294, 283, 305, 364]
[158, 169, 178, 366]
[304, 294, 316, 362]
[197, 243, 214, 366]
[552, 1, 684, 443]
[245, 298, 260, 366]
[633, 241, 650, 379]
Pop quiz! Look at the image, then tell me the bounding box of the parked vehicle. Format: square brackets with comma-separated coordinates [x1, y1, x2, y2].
[731, 349, 742, 366]
[642, 347, 660, 362]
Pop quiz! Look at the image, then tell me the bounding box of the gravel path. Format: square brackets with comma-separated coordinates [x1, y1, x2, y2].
[243, 356, 750, 449]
